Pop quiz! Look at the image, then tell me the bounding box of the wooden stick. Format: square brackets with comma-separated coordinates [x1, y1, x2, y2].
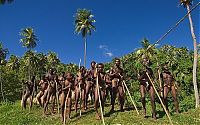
[64, 88, 71, 125]
[157, 62, 163, 97]
[78, 59, 82, 116]
[96, 73, 105, 125]
[122, 80, 139, 115]
[55, 80, 60, 114]
[78, 82, 82, 116]
[146, 72, 173, 125]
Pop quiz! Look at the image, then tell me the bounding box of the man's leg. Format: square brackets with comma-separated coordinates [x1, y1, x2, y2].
[140, 84, 146, 117]
[94, 87, 101, 120]
[149, 86, 156, 119]
[118, 85, 125, 112]
[171, 86, 179, 113]
[163, 86, 169, 112]
[85, 81, 91, 110]
[110, 79, 117, 112]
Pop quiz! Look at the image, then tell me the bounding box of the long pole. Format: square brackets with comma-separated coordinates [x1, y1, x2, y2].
[78, 59, 82, 116]
[55, 80, 60, 114]
[64, 88, 71, 125]
[96, 70, 105, 125]
[122, 80, 139, 115]
[146, 72, 173, 125]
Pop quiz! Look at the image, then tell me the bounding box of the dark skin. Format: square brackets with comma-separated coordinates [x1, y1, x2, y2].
[74, 66, 87, 113]
[161, 64, 179, 113]
[138, 57, 156, 119]
[60, 72, 74, 121]
[109, 59, 125, 112]
[43, 69, 58, 114]
[94, 63, 106, 120]
[85, 61, 96, 110]
[105, 70, 112, 105]
[21, 76, 35, 110]
[36, 75, 48, 107]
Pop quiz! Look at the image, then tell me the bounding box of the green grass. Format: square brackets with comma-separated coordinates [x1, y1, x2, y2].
[0, 101, 199, 125]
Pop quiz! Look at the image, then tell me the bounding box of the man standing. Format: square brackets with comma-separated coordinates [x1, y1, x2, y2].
[85, 61, 96, 110]
[138, 55, 156, 119]
[109, 58, 125, 112]
[94, 63, 106, 120]
[161, 63, 179, 113]
[74, 66, 87, 113]
[60, 72, 74, 121]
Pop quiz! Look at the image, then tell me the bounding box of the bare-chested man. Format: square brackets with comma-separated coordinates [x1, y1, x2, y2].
[105, 69, 112, 105]
[109, 58, 125, 112]
[36, 75, 48, 107]
[138, 55, 156, 119]
[94, 63, 106, 120]
[21, 76, 36, 110]
[60, 72, 74, 122]
[85, 61, 96, 110]
[161, 64, 179, 113]
[43, 69, 58, 114]
[74, 66, 87, 113]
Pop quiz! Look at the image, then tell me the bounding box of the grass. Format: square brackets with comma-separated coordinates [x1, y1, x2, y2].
[0, 101, 199, 125]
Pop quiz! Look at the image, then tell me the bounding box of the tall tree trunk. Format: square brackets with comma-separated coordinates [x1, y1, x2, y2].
[84, 37, 87, 67]
[186, 4, 199, 108]
[0, 65, 5, 102]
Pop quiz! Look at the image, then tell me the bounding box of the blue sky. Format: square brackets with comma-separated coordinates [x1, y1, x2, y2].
[0, 0, 199, 68]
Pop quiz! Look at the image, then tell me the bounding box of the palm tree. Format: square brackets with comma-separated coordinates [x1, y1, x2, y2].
[180, 0, 199, 108]
[36, 53, 47, 79]
[20, 27, 38, 81]
[0, 42, 9, 102]
[0, 0, 14, 5]
[74, 8, 96, 67]
[46, 51, 60, 71]
[6, 55, 19, 71]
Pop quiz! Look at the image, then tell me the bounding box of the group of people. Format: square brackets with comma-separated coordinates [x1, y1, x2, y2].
[21, 57, 179, 123]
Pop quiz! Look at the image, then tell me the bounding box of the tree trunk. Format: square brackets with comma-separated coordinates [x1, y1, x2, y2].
[187, 4, 199, 108]
[0, 65, 5, 102]
[84, 37, 87, 67]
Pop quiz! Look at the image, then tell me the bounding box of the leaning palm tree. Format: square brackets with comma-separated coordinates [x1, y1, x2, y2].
[74, 8, 96, 67]
[180, 0, 199, 108]
[0, 0, 14, 4]
[20, 27, 38, 81]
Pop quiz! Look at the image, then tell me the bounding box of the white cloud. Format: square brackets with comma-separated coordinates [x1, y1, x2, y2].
[105, 52, 113, 57]
[99, 44, 114, 58]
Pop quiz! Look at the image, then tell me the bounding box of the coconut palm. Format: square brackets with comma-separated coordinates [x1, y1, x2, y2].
[20, 27, 38, 81]
[35, 53, 47, 79]
[6, 55, 19, 71]
[180, 0, 199, 108]
[74, 8, 96, 67]
[46, 51, 60, 71]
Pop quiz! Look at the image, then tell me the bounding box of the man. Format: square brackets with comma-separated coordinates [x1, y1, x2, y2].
[74, 66, 87, 113]
[94, 63, 106, 120]
[60, 72, 74, 121]
[138, 55, 156, 119]
[109, 58, 125, 112]
[21, 76, 36, 110]
[36, 75, 48, 107]
[85, 61, 96, 110]
[161, 63, 179, 113]
[105, 69, 112, 105]
[43, 69, 58, 114]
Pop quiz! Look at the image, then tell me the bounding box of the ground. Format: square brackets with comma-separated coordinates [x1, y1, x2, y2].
[0, 101, 199, 125]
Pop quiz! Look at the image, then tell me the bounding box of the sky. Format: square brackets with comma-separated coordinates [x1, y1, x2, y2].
[0, 0, 199, 68]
